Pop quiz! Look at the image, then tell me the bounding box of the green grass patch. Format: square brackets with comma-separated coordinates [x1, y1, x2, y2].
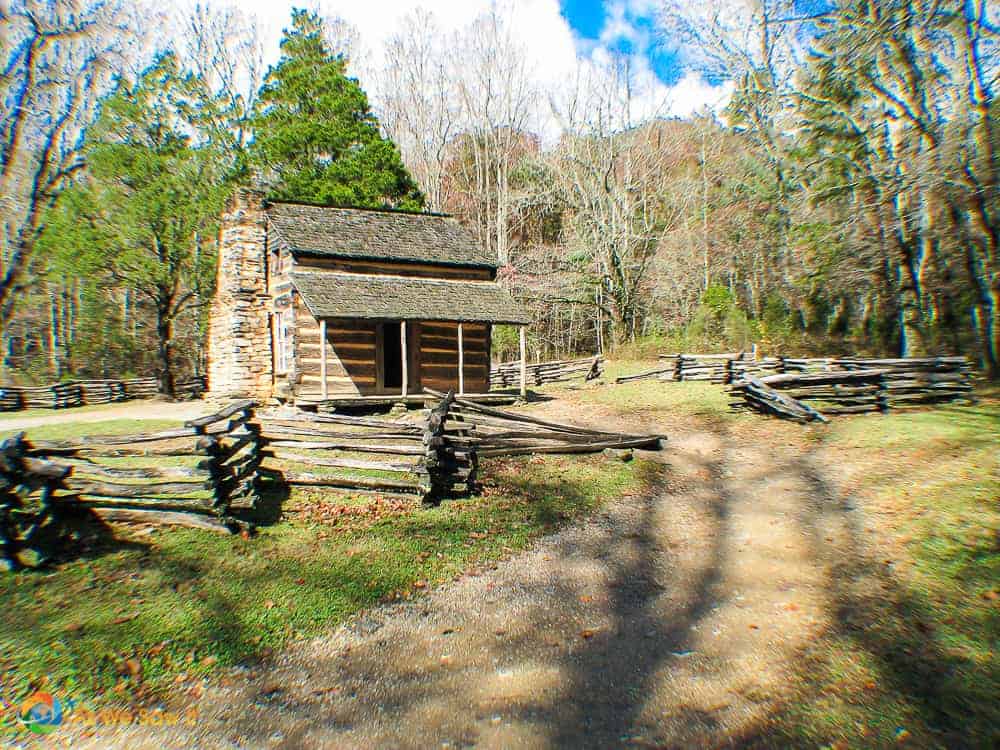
[0, 451, 654, 739]
[581, 367, 736, 422]
[0, 403, 165, 423]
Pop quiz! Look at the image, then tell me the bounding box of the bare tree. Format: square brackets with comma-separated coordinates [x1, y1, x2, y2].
[449, 6, 537, 265]
[0, 0, 133, 333]
[179, 2, 264, 150]
[548, 56, 689, 345]
[378, 9, 459, 211]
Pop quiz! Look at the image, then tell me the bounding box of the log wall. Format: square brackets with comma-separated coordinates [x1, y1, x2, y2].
[293, 304, 378, 398]
[419, 321, 490, 394]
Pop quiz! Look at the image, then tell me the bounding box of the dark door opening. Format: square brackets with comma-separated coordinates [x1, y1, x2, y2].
[382, 322, 402, 390]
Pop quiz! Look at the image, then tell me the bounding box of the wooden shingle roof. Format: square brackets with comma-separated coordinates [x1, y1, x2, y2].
[266, 200, 494, 268]
[291, 271, 530, 325]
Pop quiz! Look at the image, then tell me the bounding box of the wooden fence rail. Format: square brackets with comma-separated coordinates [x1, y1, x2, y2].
[727, 357, 974, 422]
[0, 376, 205, 411]
[425, 388, 664, 466]
[729, 371, 887, 422]
[257, 410, 430, 497]
[618, 353, 745, 384]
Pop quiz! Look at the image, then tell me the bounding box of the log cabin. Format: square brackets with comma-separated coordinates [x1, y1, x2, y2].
[206, 189, 530, 405]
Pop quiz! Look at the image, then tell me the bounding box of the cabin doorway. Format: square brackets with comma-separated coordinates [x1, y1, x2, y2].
[382, 322, 403, 390]
[376, 321, 419, 394]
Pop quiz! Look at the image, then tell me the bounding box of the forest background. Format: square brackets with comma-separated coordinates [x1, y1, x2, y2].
[2, 0, 997, 393]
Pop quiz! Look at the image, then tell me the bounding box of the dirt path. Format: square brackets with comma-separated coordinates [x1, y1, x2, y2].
[68, 401, 851, 749]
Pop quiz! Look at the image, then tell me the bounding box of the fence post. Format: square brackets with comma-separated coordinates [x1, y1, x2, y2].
[422, 391, 455, 502]
[876, 372, 890, 414]
[195, 403, 261, 527]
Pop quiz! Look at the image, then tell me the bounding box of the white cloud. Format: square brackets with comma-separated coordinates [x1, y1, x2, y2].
[200, 0, 729, 127]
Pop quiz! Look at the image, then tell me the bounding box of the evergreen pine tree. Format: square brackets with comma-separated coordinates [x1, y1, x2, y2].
[252, 9, 424, 210]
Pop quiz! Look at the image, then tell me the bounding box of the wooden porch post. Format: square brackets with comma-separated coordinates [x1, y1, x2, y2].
[401, 320, 409, 397]
[519, 325, 527, 398]
[319, 319, 327, 400]
[457, 322, 465, 395]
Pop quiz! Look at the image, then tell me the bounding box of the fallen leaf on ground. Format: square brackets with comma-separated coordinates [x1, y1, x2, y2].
[113, 612, 139, 625]
[123, 658, 142, 679]
[580, 628, 599, 639]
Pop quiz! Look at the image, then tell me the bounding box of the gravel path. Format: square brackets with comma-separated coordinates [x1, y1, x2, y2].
[67, 402, 840, 749]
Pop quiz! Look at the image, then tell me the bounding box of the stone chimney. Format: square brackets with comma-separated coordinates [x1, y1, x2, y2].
[206, 188, 273, 399]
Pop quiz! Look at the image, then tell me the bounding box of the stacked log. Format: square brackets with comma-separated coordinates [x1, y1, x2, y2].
[0, 376, 206, 412]
[727, 357, 782, 382]
[836, 357, 973, 406]
[656, 354, 680, 381]
[780, 358, 839, 374]
[186, 400, 263, 512]
[257, 410, 428, 498]
[425, 388, 664, 459]
[0, 435, 71, 571]
[728, 377, 831, 423]
[1, 401, 260, 570]
[729, 370, 887, 421]
[676, 353, 743, 383]
[490, 355, 604, 389]
[421, 391, 477, 498]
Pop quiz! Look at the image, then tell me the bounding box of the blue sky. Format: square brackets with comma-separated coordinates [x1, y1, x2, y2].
[559, 0, 684, 85]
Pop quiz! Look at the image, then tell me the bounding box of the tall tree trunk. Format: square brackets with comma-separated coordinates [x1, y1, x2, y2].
[155, 298, 175, 397]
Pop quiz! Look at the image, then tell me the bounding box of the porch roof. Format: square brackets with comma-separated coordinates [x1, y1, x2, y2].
[290, 271, 531, 325]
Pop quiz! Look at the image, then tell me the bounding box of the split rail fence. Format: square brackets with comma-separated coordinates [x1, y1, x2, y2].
[0, 376, 206, 411]
[3, 390, 664, 570]
[257, 411, 434, 498]
[436, 392, 664, 459]
[727, 358, 973, 422]
[615, 352, 974, 422]
[1, 400, 261, 570]
[490, 355, 604, 389]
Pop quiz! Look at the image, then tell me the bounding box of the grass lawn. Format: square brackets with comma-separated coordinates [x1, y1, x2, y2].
[0, 411, 655, 739]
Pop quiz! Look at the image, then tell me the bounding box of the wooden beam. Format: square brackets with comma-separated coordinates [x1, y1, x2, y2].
[458, 322, 465, 395]
[519, 325, 527, 398]
[319, 318, 328, 400]
[401, 320, 409, 397]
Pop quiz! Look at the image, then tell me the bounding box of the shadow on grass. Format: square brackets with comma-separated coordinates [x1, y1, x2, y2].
[245, 468, 291, 526]
[754, 448, 999, 748]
